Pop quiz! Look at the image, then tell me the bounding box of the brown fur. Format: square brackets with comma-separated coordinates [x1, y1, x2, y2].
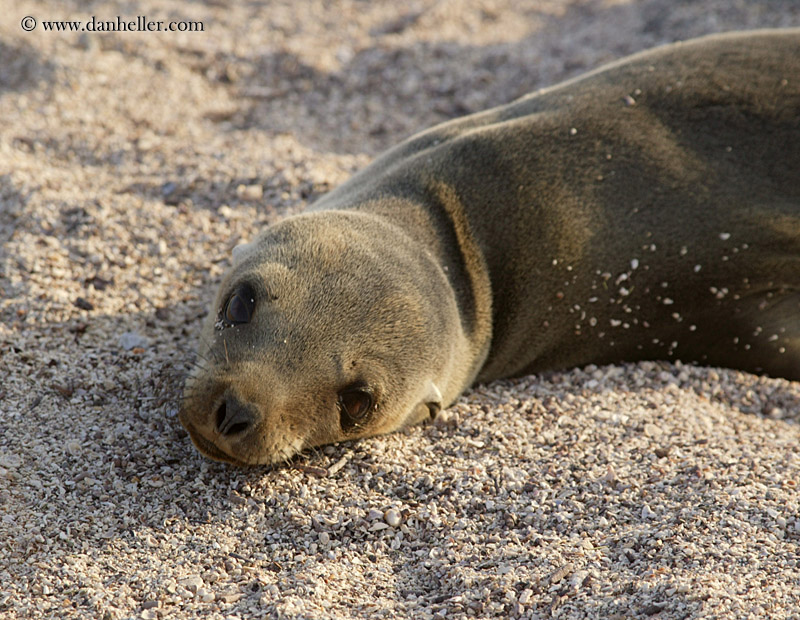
[181, 30, 800, 465]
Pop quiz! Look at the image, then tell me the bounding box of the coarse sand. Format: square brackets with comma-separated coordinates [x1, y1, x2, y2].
[1, 1, 799, 618]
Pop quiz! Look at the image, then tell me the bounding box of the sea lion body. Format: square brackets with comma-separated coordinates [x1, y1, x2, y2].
[180, 30, 800, 465]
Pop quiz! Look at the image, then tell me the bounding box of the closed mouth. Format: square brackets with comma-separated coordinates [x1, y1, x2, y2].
[183, 422, 251, 467]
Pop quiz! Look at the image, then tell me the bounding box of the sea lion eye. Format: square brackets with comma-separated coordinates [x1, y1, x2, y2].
[223, 284, 256, 326]
[338, 387, 374, 428]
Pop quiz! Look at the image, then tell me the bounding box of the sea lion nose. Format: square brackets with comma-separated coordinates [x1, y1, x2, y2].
[215, 394, 254, 436]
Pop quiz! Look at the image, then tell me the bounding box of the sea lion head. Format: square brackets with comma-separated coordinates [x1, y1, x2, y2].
[179, 210, 463, 465]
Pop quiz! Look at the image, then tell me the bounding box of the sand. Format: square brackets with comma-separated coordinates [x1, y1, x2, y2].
[1, 0, 799, 618]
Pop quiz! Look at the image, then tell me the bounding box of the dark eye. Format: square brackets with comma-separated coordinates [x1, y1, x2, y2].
[338, 387, 374, 429]
[222, 284, 256, 326]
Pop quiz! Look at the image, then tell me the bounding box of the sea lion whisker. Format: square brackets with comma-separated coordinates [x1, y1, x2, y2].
[189, 350, 213, 366]
[184, 358, 209, 373]
[194, 336, 222, 365]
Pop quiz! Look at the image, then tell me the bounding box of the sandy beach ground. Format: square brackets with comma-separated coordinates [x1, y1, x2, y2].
[1, 1, 799, 618]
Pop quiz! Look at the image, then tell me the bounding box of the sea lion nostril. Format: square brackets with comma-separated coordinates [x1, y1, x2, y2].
[228, 422, 249, 435]
[215, 402, 227, 431]
[215, 397, 253, 436]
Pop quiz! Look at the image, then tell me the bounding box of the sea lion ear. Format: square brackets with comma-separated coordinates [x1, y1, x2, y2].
[423, 380, 443, 419]
[232, 240, 255, 265]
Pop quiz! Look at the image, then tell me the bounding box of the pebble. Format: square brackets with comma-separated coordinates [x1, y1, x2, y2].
[0, 454, 22, 469]
[384, 509, 402, 527]
[66, 441, 82, 456]
[641, 504, 657, 519]
[197, 588, 215, 603]
[179, 575, 204, 594]
[216, 591, 244, 604]
[327, 455, 349, 476]
[643, 423, 662, 437]
[118, 332, 148, 351]
[236, 184, 264, 201]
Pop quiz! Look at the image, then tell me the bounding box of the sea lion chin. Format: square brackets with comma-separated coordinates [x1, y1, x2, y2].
[180, 29, 800, 465]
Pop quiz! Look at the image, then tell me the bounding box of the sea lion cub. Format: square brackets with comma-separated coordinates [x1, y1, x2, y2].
[180, 30, 800, 465]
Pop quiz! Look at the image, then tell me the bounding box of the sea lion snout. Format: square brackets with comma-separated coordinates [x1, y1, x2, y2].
[180, 374, 311, 465]
[178, 380, 264, 465]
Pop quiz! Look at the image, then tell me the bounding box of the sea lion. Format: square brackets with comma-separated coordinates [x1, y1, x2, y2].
[180, 29, 800, 466]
